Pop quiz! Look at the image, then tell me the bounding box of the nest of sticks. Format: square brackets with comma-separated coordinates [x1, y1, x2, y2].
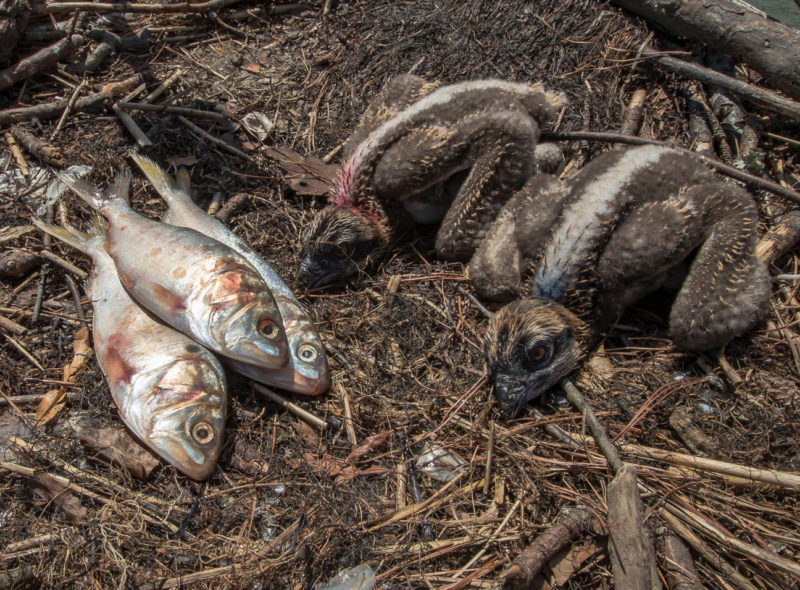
[1, 0, 799, 588]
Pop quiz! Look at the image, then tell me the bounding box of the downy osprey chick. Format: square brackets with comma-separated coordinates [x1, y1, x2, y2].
[474, 145, 770, 417]
[297, 75, 565, 288]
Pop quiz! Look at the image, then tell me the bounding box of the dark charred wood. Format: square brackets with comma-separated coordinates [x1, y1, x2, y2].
[0, 33, 83, 93]
[0, 0, 31, 64]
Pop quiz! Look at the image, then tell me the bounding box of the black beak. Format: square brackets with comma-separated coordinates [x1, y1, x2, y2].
[297, 256, 350, 289]
[493, 373, 540, 418]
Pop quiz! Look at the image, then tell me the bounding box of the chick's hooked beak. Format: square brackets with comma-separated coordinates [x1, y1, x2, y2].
[493, 370, 544, 418]
[297, 248, 355, 289]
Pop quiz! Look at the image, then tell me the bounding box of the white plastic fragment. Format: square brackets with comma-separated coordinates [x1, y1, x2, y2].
[313, 563, 375, 590]
[241, 112, 274, 142]
[416, 442, 467, 482]
[0, 156, 91, 216]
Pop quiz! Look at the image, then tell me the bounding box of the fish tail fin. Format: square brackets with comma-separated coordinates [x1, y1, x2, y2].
[31, 212, 106, 256]
[130, 152, 190, 207]
[58, 168, 131, 212]
[175, 167, 192, 194]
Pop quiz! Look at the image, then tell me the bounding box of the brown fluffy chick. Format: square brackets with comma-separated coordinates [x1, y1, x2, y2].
[477, 145, 770, 416]
[297, 75, 564, 288]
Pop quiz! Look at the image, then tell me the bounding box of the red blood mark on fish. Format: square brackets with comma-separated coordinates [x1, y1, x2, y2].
[101, 341, 134, 386]
[150, 247, 162, 257]
[173, 267, 187, 279]
[151, 283, 187, 313]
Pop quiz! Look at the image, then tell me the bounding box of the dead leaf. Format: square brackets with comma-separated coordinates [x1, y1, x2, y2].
[548, 540, 605, 586]
[292, 419, 321, 448]
[243, 63, 260, 73]
[345, 429, 391, 462]
[26, 472, 87, 522]
[227, 436, 270, 477]
[74, 423, 160, 480]
[167, 154, 198, 167]
[35, 326, 92, 426]
[263, 145, 338, 196]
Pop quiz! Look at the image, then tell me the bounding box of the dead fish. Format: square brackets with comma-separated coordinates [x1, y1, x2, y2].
[32, 214, 227, 480]
[59, 169, 289, 369]
[132, 154, 329, 396]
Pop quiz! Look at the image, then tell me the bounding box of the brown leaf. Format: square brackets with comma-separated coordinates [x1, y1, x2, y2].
[34, 389, 67, 427]
[26, 472, 87, 522]
[75, 423, 160, 480]
[167, 154, 198, 167]
[243, 63, 260, 73]
[300, 450, 357, 482]
[35, 326, 92, 426]
[292, 419, 321, 448]
[228, 436, 270, 477]
[262, 145, 338, 196]
[345, 429, 391, 462]
[548, 541, 605, 586]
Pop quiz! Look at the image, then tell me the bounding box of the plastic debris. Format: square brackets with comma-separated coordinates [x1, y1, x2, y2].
[314, 564, 375, 590]
[241, 112, 274, 141]
[416, 442, 467, 482]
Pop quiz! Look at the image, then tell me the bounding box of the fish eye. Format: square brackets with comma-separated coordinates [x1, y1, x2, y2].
[298, 344, 318, 362]
[191, 421, 215, 445]
[258, 318, 281, 340]
[527, 344, 550, 365]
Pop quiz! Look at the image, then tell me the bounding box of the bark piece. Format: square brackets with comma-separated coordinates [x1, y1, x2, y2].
[755, 210, 800, 265]
[656, 527, 703, 590]
[612, 0, 800, 101]
[503, 506, 601, 590]
[0, 0, 31, 62]
[263, 145, 338, 196]
[26, 472, 87, 522]
[606, 464, 660, 590]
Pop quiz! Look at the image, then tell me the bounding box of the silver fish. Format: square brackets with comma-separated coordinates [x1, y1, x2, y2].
[132, 154, 329, 396]
[33, 213, 228, 480]
[59, 169, 290, 369]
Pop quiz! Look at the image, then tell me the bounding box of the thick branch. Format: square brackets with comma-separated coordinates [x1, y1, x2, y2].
[639, 47, 800, 120]
[0, 72, 149, 126]
[0, 34, 83, 92]
[612, 0, 800, 101]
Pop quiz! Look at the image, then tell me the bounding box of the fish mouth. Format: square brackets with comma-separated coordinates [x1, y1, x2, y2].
[226, 358, 328, 396]
[263, 367, 326, 396]
[149, 430, 221, 480]
[227, 337, 288, 369]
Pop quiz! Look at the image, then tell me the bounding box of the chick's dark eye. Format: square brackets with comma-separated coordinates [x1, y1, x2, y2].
[527, 345, 549, 364]
[332, 246, 349, 259]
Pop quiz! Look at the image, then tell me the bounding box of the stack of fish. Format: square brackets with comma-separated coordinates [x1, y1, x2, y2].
[34, 157, 329, 480]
